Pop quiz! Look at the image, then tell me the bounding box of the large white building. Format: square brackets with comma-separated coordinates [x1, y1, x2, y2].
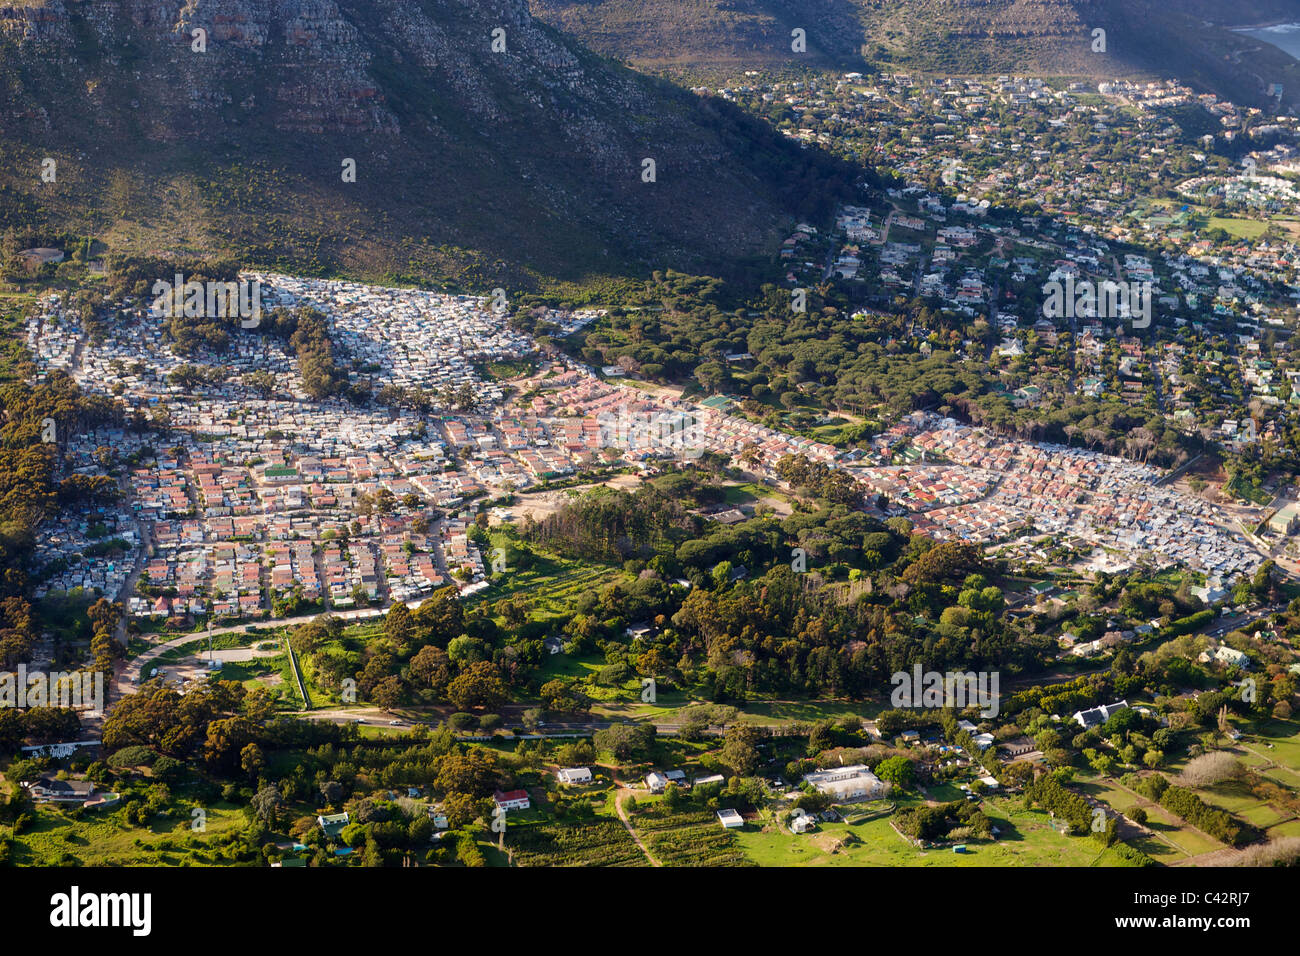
[802, 765, 890, 802]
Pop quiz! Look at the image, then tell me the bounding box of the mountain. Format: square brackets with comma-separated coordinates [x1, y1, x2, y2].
[530, 0, 1300, 109]
[0, 0, 858, 291]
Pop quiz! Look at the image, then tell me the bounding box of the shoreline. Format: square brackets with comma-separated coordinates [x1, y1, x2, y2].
[1229, 21, 1300, 32]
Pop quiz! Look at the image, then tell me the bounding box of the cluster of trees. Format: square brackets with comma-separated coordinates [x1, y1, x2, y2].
[1131, 773, 1256, 846]
[294, 590, 544, 715]
[285, 307, 352, 402]
[101, 679, 283, 773]
[374, 382, 480, 414]
[894, 799, 992, 842]
[774, 454, 862, 506]
[0, 706, 82, 753]
[516, 470, 1050, 700]
[0, 373, 127, 669]
[524, 481, 703, 562]
[1023, 773, 1094, 835]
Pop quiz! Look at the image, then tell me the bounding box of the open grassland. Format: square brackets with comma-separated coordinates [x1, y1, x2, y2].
[735, 796, 1142, 867]
[7, 803, 245, 866]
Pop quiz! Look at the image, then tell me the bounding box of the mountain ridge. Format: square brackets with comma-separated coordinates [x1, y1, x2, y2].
[529, 0, 1300, 110]
[0, 0, 859, 290]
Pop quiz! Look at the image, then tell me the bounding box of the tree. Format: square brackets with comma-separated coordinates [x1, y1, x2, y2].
[372, 676, 406, 712]
[250, 785, 281, 825]
[384, 603, 415, 648]
[410, 645, 454, 696]
[874, 755, 916, 790]
[442, 792, 492, 829]
[720, 723, 763, 776]
[1178, 751, 1243, 787]
[239, 742, 265, 781]
[807, 721, 834, 754]
[320, 780, 344, 807]
[446, 661, 507, 712]
[436, 749, 499, 798]
[592, 723, 656, 762]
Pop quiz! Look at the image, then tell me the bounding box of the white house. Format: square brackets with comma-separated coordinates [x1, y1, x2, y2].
[1214, 646, 1250, 669]
[493, 789, 531, 812]
[556, 767, 593, 786]
[317, 811, 350, 835]
[1072, 700, 1130, 729]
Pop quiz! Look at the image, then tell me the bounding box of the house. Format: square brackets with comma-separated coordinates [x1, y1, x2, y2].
[493, 789, 531, 812]
[716, 808, 744, 829]
[427, 807, 449, 829]
[645, 772, 669, 793]
[317, 811, 350, 836]
[802, 765, 890, 802]
[999, 737, 1037, 758]
[556, 767, 593, 786]
[25, 776, 96, 804]
[663, 769, 688, 788]
[1214, 646, 1250, 669]
[790, 813, 815, 834]
[1072, 700, 1130, 729]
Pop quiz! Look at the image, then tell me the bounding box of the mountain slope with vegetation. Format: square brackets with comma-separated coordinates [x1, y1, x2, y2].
[0, 0, 858, 291]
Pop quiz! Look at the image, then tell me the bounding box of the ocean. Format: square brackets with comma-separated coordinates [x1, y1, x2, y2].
[1235, 22, 1300, 60]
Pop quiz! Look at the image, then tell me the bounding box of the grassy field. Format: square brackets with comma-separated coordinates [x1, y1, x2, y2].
[1205, 216, 1269, 240]
[1077, 718, 1300, 858]
[473, 538, 624, 622]
[7, 802, 245, 866]
[732, 795, 1136, 867]
[1074, 773, 1220, 861]
[593, 694, 886, 725]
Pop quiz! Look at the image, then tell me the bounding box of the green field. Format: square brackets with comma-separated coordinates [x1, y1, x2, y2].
[475, 538, 624, 622]
[1074, 774, 1220, 861]
[732, 796, 1138, 867]
[7, 803, 245, 866]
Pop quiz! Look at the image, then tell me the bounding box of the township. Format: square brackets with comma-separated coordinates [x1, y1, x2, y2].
[24, 275, 838, 620]
[24, 274, 1267, 623]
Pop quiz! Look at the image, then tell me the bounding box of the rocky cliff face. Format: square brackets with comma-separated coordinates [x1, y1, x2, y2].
[0, 0, 856, 284]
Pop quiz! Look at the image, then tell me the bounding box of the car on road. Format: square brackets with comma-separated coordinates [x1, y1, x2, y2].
[388, 719, 401, 726]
